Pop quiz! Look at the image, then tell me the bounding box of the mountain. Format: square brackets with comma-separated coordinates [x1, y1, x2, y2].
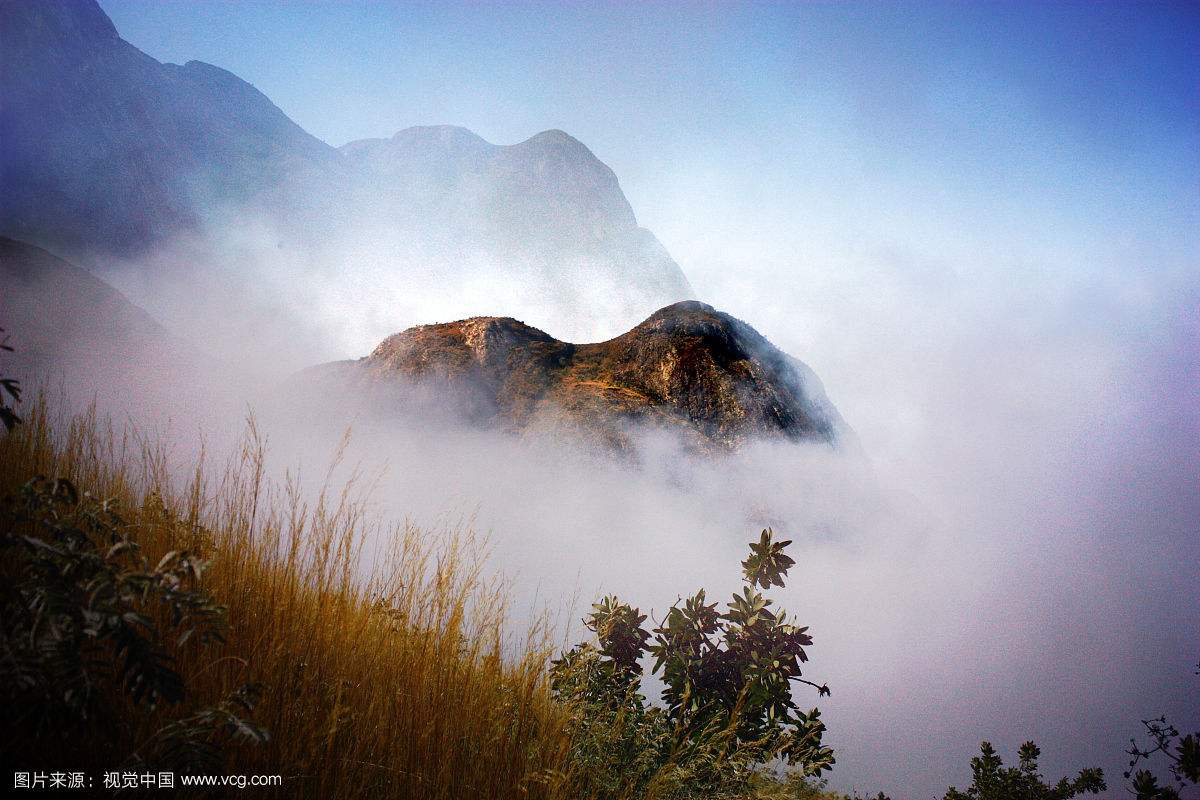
[336, 125, 692, 340]
[0, 236, 164, 370]
[308, 301, 846, 452]
[0, 0, 692, 342]
[0, 0, 340, 263]
[0, 236, 213, 419]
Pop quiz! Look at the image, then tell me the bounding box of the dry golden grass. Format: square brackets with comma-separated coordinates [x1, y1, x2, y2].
[0, 399, 575, 798]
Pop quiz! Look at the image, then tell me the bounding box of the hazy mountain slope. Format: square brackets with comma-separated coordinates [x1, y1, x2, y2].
[0, 1, 692, 344]
[0, 236, 163, 368]
[0, 0, 341, 264]
[336, 125, 693, 340]
[309, 301, 845, 452]
[341, 126, 643, 251]
[0, 236, 215, 420]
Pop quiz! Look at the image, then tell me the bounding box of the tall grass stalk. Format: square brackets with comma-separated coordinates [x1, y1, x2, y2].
[0, 398, 573, 798]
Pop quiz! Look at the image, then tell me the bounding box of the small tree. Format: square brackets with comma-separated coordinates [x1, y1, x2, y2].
[944, 741, 1105, 800]
[1125, 662, 1200, 800]
[551, 528, 833, 797]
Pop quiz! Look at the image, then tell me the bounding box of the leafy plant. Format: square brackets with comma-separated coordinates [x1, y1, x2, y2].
[1125, 662, 1199, 800]
[551, 528, 833, 798]
[0, 474, 264, 768]
[136, 683, 268, 774]
[943, 741, 1105, 800]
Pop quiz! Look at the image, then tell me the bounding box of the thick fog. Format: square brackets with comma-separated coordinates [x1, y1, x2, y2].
[672, 239, 1198, 795]
[5, 1, 1195, 796]
[96, 210, 680, 377]
[26, 203, 1196, 799]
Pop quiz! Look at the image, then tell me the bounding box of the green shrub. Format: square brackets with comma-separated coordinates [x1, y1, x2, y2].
[943, 741, 1104, 800]
[551, 528, 834, 798]
[0, 475, 265, 773]
[1125, 664, 1199, 800]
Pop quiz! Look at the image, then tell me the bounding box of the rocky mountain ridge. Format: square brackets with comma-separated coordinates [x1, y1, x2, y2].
[317, 301, 845, 451]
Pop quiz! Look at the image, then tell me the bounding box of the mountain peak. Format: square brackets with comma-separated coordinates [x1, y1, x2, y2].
[523, 128, 580, 145]
[323, 303, 845, 451]
[621, 301, 762, 349]
[0, 0, 118, 48]
[640, 300, 718, 322]
[511, 128, 596, 157]
[392, 124, 493, 148]
[370, 314, 556, 362]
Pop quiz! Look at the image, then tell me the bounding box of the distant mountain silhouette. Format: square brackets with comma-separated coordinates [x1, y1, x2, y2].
[0, 236, 204, 417]
[0, 236, 300, 426]
[0, 236, 163, 368]
[0, 1, 691, 339]
[337, 125, 692, 338]
[308, 301, 846, 452]
[0, 0, 340, 262]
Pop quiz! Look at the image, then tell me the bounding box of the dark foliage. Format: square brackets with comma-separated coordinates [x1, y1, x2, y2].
[0, 328, 20, 432]
[0, 474, 265, 771]
[944, 741, 1105, 800]
[1125, 662, 1200, 800]
[551, 528, 833, 797]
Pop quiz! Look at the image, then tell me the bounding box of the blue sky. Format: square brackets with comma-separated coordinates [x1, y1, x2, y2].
[95, 2, 1199, 796]
[99, 0, 1198, 275]
[98, 2, 1199, 389]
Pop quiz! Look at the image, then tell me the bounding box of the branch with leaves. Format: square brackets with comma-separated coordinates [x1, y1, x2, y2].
[0, 475, 265, 770]
[1125, 662, 1200, 800]
[551, 528, 834, 797]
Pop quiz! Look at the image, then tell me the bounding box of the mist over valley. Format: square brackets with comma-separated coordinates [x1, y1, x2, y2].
[1, 2, 1196, 798]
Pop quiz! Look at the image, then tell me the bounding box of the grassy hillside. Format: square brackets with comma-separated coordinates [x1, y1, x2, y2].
[0, 399, 865, 799]
[0, 401, 573, 798]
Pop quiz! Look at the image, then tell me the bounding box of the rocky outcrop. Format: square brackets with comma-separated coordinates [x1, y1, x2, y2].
[320, 301, 846, 451]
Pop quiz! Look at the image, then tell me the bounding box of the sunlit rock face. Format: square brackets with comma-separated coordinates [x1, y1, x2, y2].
[315, 301, 846, 452]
